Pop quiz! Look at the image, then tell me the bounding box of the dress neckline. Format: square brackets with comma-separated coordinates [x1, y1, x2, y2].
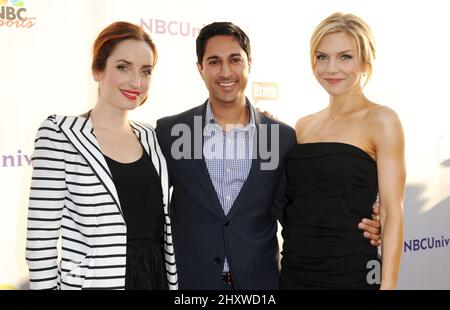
[104, 151, 145, 165]
[295, 142, 376, 163]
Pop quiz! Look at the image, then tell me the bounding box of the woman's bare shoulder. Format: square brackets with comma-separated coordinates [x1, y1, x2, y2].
[366, 104, 401, 128]
[295, 110, 324, 131]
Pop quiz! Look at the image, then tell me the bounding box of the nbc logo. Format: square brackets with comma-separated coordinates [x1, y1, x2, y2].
[0, 0, 36, 28]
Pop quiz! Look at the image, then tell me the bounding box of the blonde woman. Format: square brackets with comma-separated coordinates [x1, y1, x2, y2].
[280, 12, 405, 290]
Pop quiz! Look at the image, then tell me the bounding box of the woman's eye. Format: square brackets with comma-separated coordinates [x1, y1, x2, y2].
[117, 64, 128, 71]
[340, 54, 352, 60]
[316, 54, 327, 61]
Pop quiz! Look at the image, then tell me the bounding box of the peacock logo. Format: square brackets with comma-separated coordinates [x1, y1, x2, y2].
[1, 0, 25, 7]
[0, 0, 36, 28]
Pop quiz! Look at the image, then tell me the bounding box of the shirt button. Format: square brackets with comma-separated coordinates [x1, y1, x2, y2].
[226, 168, 231, 173]
[225, 196, 230, 200]
[227, 139, 232, 144]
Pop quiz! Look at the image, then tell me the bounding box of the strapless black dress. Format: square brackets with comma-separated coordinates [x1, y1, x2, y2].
[280, 143, 380, 290]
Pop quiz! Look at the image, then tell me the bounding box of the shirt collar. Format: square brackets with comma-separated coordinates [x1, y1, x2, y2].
[205, 100, 256, 132]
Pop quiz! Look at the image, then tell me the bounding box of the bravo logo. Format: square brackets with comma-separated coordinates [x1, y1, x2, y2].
[0, 0, 36, 28]
[252, 82, 279, 104]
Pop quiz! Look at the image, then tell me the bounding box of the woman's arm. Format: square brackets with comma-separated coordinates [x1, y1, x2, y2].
[371, 107, 406, 290]
[26, 117, 66, 290]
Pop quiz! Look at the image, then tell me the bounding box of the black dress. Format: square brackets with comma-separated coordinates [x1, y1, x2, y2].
[280, 143, 381, 290]
[104, 149, 168, 290]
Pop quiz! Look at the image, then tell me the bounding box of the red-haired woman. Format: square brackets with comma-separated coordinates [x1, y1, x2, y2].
[26, 22, 177, 290]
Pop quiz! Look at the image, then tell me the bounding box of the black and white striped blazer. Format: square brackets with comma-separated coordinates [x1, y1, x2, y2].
[26, 114, 178, 290]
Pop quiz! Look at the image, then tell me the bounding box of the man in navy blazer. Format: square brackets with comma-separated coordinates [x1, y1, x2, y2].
[156, 22, 380, 290]
[157, 101, 295, 290]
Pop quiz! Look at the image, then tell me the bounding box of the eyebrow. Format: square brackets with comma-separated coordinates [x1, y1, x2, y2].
[206, 53, 244, 61]
[116, 59, 152, 68]
[316, 50, 354, 55]
[206, 56, 219, 61]
[116, 59, 132, 64]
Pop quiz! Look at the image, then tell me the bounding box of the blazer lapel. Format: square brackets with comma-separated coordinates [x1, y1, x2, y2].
[188, 103, 225, 218]
[131, 121, 178, 287]
[58, 115, 122, 216]
[226, 105, 264, 219]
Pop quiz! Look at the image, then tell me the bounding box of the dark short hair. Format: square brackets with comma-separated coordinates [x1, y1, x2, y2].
[196, 22, 251, 66]
[92, 21, 157, 73]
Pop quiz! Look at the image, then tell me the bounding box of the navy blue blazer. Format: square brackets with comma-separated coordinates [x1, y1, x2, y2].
[156, 101, 296, 289]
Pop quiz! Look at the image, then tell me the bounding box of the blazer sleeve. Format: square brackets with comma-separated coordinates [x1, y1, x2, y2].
[26, 117, 66, 290]
[272, 169, 288, 225]
[272, 125, 296, 225]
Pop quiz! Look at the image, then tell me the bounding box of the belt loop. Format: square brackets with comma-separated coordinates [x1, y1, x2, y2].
[221, 271, 234, 288]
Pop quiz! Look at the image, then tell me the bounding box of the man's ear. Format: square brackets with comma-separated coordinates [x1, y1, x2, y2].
[197, 62, 204, 77]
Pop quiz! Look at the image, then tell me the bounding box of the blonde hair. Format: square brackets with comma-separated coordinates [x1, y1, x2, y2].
[310, 12, 376, 83]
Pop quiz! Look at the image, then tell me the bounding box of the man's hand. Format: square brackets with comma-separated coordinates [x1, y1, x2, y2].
[358, 201, 381, 247]
[256, 107, 277, 120]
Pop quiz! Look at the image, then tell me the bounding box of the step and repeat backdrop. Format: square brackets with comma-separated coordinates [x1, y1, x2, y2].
[1, 0, 449, 289]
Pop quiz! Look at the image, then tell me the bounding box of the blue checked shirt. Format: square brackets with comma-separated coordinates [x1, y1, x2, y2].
[203, 101, 256, 272]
